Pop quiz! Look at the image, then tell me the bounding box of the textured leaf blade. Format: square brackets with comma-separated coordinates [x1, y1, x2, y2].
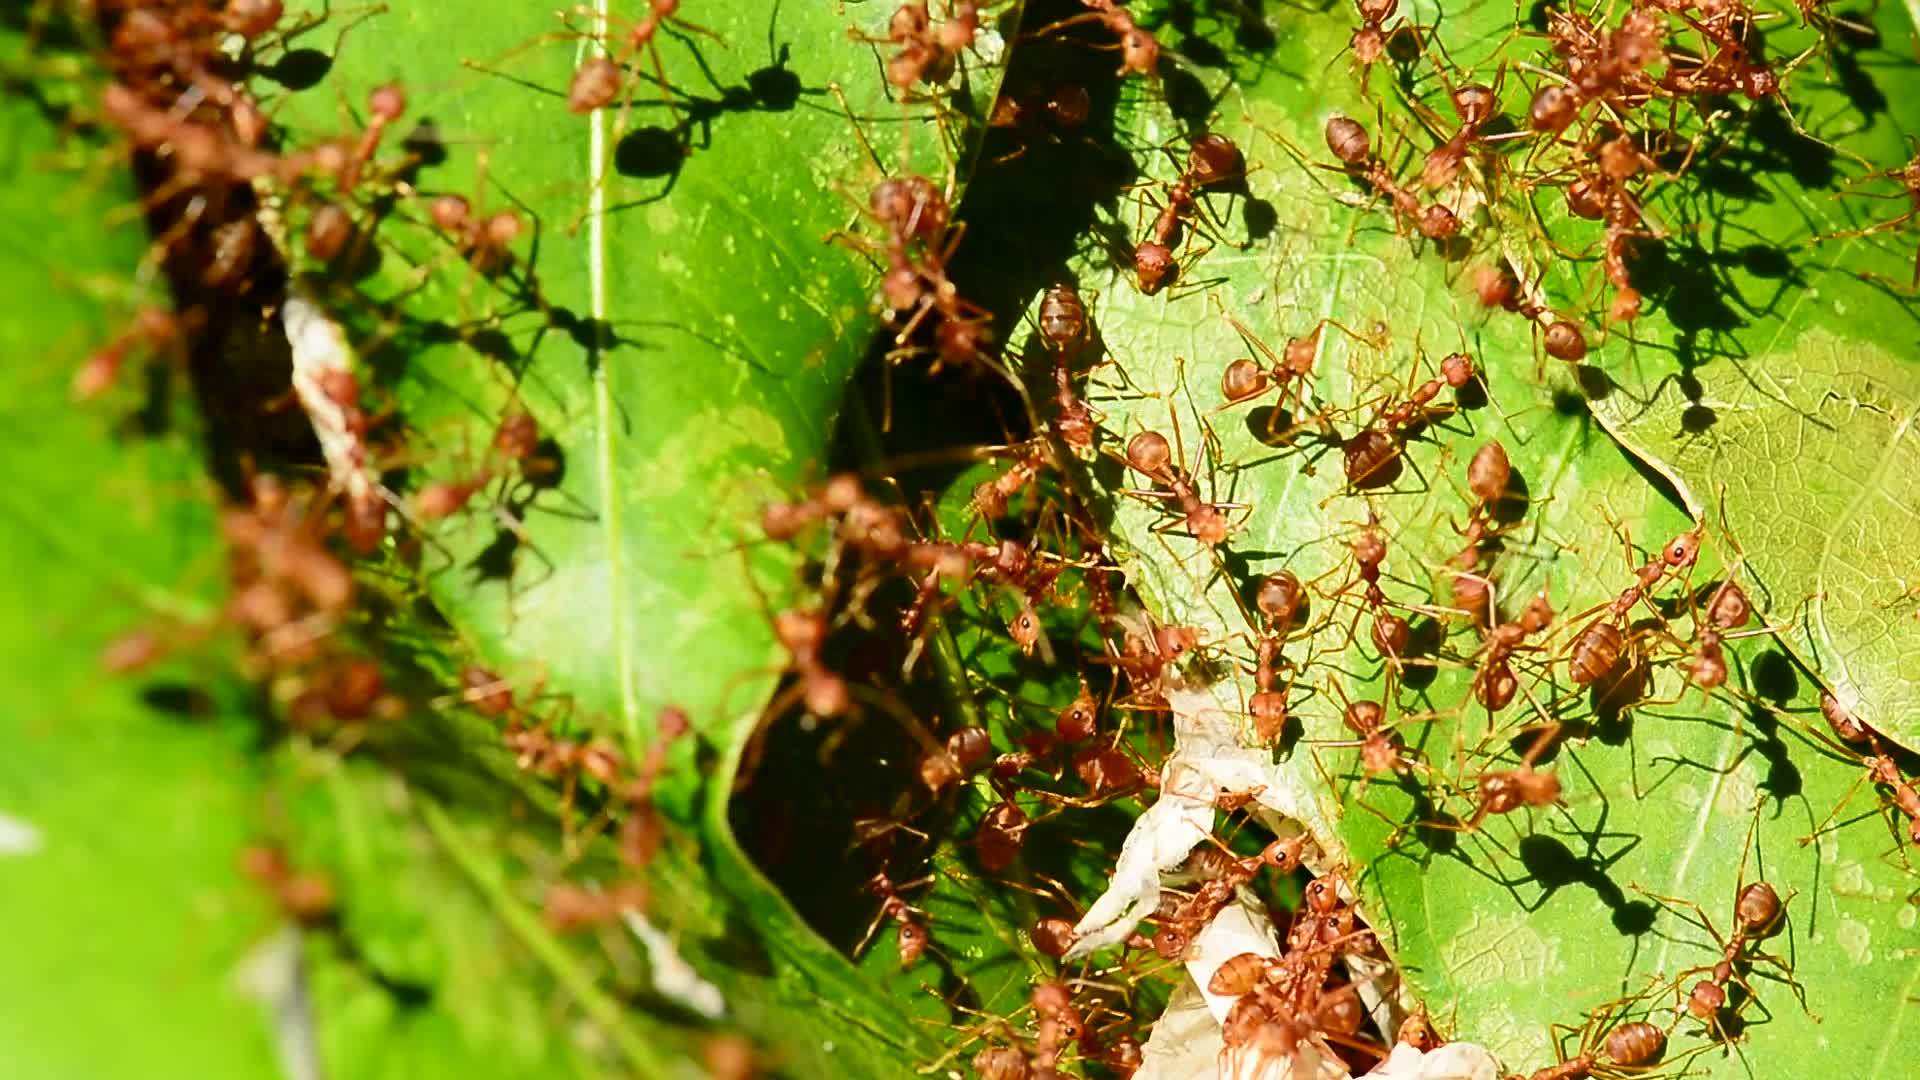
[1050, 0, 1920, 1071]
[269, 2, 1018, 1071]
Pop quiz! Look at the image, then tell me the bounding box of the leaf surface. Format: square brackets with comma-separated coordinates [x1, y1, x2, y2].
[0, 34, 276, 1077]
[266, 1, 1019, 1071]
[1053, 0, 1920, 1070]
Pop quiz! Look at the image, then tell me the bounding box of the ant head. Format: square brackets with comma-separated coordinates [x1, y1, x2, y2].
[1663, 526, 1704, 569]
[1452, 82, 1497, 127]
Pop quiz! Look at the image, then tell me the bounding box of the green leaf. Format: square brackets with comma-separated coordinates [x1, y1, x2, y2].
[1580, 115, 1920, 751]
[1051, 0, 1920, 1071]
[0, 34, 278, 1077]
[275, 0, 1010, 751]
[259, 1, 1018, 1072]
[272, 747, 655, 1080]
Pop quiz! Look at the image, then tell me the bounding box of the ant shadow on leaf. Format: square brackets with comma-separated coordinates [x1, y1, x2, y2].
[605, 36, 826, 210]
[1154, 0, 1284, 63]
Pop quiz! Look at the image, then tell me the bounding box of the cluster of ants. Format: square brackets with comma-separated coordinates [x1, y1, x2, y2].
[750, 246, 1920, 1076]
[74, 0, 536, 402]
[59, 0, 1920, 1077]
[73, 0, 698, 1001]
[1327, 0, 1920, 337]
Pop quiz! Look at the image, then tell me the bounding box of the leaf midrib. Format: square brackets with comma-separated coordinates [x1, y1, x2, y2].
[579, 18, 643, 756]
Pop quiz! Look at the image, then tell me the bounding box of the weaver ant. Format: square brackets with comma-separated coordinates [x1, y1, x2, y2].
[1027, 1, 1161, 79]
[1561, 524, 1703, 688]
[1804, 737, 1920, 853]
[1336, 347, 1476, 493]
[239, 843, 336, 925]
[1036, 282, 1097, 450]
[477, 2, 721, 135]
[858, 867, 934, 966]
[1521, 990, 1670, 1080]
[1323, 115, 1461, 243]
[544, 880, 652, 932]
[1120, 427, 1236, 546]
[1635, 804, 1806, 1030]
[1215, 302, 1376, 444]
[1127, 134, 1248, 294]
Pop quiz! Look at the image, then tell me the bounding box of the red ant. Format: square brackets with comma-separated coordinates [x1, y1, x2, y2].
[221, 474, 355, 663]
[1320, 681, 1420, 780]
[1521, 993, 1671, 1080]
[1637, 836, 1808, 1038]
[1338, 349, 1476, 492]
[987, 81, 1092, 164]
[412, 408, 552, 528]
[1120, 428, 1234, 546]
[852, 2, 987, 93]
[1244, 631, 1298, 744]
[1561, 525, 1703, 688]
[976, 798, 1031, 872]
[71, 306, 191, 401]
[480, 2, 722, 134]
[1036, 282, 1097, 451]
[1313, 515, 1422, 660]
[544, 881, 651, 932]
[239, 843, 336, 925]
[1525, 9, 1664, 139]
[1418, 78, 1504, 191]
[858, 868, 933, 966]
[1468, 591, 1555, 712]
[423, 189, 526, 277]
[1128, 134, 1247, 294]
[1804, 737, 1920, 852]
[1215, 302, 1376, 443]
[1028, 1, 1161, 79]
[832, 168, 995, 377]
[1323, 115, 1461, 243]
[969, 439, 1052, 519]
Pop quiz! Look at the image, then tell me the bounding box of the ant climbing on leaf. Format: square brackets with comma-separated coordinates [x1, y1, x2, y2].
[1025, 0, 1161, 79]
[1119, 425, 1241, 548]
[1122, 133, 1249, 295]
[1637, 808, 1814, 1040]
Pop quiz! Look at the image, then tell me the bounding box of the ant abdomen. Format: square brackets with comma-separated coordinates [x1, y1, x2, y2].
[1325, 116, 1370, 166]
[1342, 428, 1401, 487]
[1208, 951, 1269, 996]
[1029, 917, 1076, 958]
[1543, 320, 1588, 362]
[1468, 441, 1512, 506]
[1187, 133, 1244, 187]
[1038, 283, 1087, 351]
[1126, 430, 1173, 475]
[1222, 358, 1268, 402]
[1735, 881, 1782, 934]
[1603, 1021, 1665, 1067]
[1569, 620, 1625, 685]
